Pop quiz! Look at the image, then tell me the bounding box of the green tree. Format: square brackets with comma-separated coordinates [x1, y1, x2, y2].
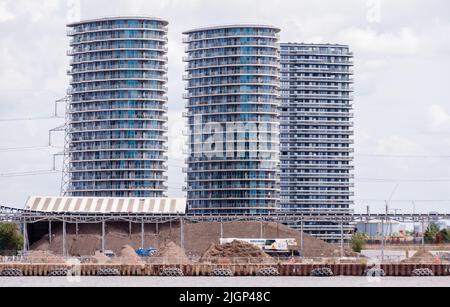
[0, 223, 23, 254]
[424, 222, 440, 243]
[439, 228, 450, 243]
[351, 233, 367, 253]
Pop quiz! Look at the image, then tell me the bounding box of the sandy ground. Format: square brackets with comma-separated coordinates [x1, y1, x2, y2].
[1, 277, 450, 287]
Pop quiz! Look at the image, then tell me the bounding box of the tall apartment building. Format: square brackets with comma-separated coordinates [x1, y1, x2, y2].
[183, 25, 281, 214]
[280, 43, 354, 242]
[65, 17, 169, 197]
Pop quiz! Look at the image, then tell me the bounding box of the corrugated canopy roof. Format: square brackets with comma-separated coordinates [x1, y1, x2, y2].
[24, 196, 186, 214]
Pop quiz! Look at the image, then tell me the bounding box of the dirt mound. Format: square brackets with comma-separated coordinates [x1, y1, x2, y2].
[23, 251, 65, 264]
[92, 251, 111, 264]
[402, 250, 439, 264]
[201, 240, 273, 264]
[119, 245, 143, 264]
[30, 221, 347, 258]
[150, 241, 190, 264]
[203, 240, 271, 258]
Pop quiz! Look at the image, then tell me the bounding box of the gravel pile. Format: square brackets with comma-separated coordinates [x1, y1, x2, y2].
[30, 221, 348, 258]
[202, 240, 271, 259]
[200, 240, 274, 264]
[92, 251, 111, 264]
[119, 245, 143, 265]
[150, 242, 191, 264]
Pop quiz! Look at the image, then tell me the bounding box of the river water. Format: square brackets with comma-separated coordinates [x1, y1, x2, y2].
[1, 276, 449, 287]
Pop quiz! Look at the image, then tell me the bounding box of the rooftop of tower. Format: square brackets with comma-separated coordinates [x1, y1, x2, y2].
[67, 15, 169, 27]
[183, 24, 281, 35]
[281, 42, 349, 48]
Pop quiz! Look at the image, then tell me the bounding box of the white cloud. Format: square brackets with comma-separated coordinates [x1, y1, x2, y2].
[12, 0, 60, 22]
[0, 1, 15, 22]
[430, 104, 450, 128]
[375, 135, 425, 156]
[338, 27, 420, 56]
[1, 0, 450, 211]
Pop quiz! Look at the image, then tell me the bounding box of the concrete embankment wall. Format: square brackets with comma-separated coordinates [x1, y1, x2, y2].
[1, 263, 449, 276]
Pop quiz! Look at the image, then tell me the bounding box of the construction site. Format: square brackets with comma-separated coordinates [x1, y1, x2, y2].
[1, 200, 450, 278]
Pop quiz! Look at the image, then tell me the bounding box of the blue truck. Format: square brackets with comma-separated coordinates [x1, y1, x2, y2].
[135, 248, 158, 257]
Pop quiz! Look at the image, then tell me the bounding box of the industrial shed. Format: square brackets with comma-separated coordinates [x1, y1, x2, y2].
[17, 196, 187, 255]
[24, 196, 187, 214]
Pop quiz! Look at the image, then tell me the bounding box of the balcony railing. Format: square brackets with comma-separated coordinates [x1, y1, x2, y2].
[183, 51, 279, 62]
[68, 46, 168, 56]
[67, 25, 168, 36]
[185, 40, 278, 52]
[183, 33, 280, 43]
[70, 34, 168, 45]
[69, 62, 168, 71]
[71, 55, 168, 64]
[68, 85, 167, 95]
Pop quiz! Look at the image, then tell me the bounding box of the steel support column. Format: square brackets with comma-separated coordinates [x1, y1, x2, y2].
[421, 219, 425, 250]
[180, 217, 184, 250]
[22, 222, 28, 252]
[300, 217, 304, 256]
[62, 219, 67, 257]
[141, 221, 145, 249]
[48, 220, 52, 244]
[381, 218, 385, 262]
[101, 220, 106, 253]
[340, 221, 344, 258]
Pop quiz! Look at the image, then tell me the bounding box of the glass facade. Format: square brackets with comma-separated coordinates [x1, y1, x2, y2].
[280, 43, 354, 242]
[66, 17, 168, 197]
[183, 25, 281, 214]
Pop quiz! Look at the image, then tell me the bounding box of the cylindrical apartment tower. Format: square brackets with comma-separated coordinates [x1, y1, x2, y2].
[66, 17, 168, 197]
[183, 25, 281, 214]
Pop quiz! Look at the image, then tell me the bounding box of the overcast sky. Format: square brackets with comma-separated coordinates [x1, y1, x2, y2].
[0, 0, 450, 213]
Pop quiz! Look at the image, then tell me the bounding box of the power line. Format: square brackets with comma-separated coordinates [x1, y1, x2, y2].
[0, 115, 63, 122]
[356, 178, 450, 183]
[0, 170, 60, 178]
[355, 199, 450, 203]
[0, 145, 62, 152]
[357, 154, 450, 159]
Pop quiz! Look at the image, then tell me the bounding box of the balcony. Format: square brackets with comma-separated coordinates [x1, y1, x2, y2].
[185, 41, 278, 53]
[69, 45, 168, 55]
[70, 55, 168, 64]
[183, 51, 279, 62]
[67, 25, 168, 36]
[70, 114, 168, 123]
[183, 90, 279, 99]
[70, 35, 168, 46]
[71, 75, 168, 84]
[183, 67, 278, 77]
[68, 85, 168, 95]
[70, 93, 168, 103]
[183, 33, 280, 43]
